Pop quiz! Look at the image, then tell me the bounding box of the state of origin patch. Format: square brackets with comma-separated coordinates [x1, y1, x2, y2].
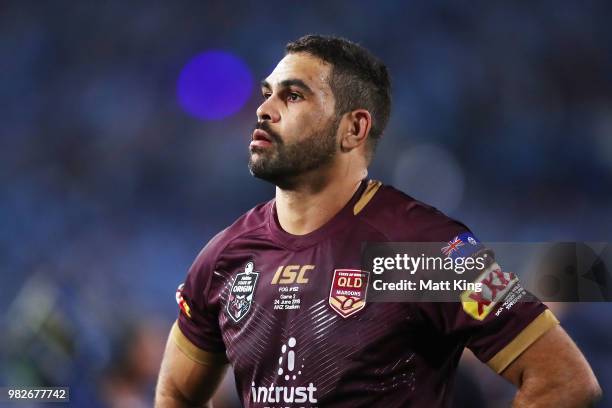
[226, 261, 259, 323]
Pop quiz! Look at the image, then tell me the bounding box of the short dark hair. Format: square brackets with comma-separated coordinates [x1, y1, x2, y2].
[286, 35, 392, 161]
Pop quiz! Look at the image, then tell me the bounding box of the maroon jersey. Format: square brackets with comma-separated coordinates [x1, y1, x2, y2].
[173, 179, 558, 407]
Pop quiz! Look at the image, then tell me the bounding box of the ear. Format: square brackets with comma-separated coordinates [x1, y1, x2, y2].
[340, 109, 372, 153]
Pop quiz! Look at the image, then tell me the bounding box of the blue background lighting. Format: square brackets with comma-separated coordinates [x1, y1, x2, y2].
[177, 50, 253, 120]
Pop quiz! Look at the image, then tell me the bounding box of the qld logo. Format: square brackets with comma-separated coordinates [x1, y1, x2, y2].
[328, 269, 369, 318]
[227, 261, 259, 323]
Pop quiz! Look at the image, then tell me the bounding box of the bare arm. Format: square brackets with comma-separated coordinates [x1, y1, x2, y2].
[155, 322, 228, 408]
[502, 325, 601, 408]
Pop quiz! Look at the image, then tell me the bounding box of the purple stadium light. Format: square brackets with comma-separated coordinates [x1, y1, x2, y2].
[177, 50, 254, 120]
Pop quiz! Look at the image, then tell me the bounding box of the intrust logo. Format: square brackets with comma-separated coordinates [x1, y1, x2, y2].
[251, 337, 317, 405]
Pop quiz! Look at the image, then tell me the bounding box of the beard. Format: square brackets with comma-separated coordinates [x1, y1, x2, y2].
[248, 116, 340, 189]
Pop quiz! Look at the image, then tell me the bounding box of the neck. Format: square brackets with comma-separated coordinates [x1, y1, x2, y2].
[275, 169, 367, 235]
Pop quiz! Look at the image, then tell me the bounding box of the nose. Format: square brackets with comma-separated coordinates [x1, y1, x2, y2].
[256, 96, 280, 123]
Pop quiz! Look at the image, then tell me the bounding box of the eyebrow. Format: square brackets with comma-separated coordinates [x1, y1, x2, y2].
[260, 78, 314, 95]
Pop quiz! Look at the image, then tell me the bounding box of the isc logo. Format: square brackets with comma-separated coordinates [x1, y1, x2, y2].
[271, 265, 314, 285]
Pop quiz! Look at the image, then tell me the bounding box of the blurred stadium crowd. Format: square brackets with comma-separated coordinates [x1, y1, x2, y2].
[1, 1, 611, 407]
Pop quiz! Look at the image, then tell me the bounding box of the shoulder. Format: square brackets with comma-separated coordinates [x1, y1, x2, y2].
[356, 181, 471, 242]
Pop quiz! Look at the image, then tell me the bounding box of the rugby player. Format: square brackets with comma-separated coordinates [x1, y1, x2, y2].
[155, 35, 601, 407]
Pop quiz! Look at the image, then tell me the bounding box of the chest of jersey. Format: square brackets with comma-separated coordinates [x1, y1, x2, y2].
[212, 237, 422, 407]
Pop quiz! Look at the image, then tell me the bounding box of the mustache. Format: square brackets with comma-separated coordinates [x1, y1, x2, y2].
[254, 122, 283, 145]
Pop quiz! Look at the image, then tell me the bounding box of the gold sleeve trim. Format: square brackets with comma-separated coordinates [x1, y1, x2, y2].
[170, 321, 228, 366]
[487, 309, 559, 373]
[354, 180, 382, 215]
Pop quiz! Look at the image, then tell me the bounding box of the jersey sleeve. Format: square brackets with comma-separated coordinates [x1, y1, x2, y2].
[417, 228, 559, 374]
[172, 237, 228, 365]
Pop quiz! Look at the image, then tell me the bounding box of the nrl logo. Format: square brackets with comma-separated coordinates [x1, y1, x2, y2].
[227, 261, 260, 323]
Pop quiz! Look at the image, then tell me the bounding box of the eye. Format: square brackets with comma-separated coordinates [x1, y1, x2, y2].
[262, 92, 272, 100]
[287, 92, 302, 102]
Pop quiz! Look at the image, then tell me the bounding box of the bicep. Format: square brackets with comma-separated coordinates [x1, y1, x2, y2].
[500, 325, 601, 405]
[155, 322, 228, 407]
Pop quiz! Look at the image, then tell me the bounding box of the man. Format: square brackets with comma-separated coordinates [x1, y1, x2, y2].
[156, 35, 601, 407]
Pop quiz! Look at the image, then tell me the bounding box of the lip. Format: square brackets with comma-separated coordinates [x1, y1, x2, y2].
[252, 129, 272, 143]
[250, 129, 273, 149]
